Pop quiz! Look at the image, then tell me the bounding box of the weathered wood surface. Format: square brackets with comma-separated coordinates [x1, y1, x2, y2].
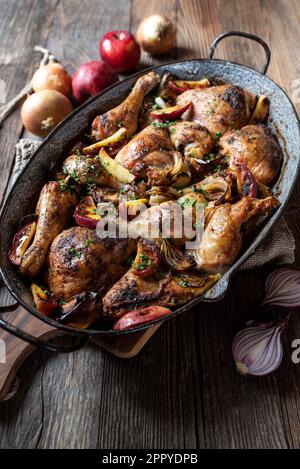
[0, 0, 300, 449]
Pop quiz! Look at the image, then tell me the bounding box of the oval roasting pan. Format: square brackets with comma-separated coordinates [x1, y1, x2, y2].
[0, 32, 299, 352]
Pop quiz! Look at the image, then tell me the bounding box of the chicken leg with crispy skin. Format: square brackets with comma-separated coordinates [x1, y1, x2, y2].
[47, 227, 137, 300]
[91, 71, 160, 141]
[177, 84, 256, 136]
[190, 196, 279, 273]
[218, 124, 282, 185]
[20, 182, 77, 278]
[102, 268, 219, 320]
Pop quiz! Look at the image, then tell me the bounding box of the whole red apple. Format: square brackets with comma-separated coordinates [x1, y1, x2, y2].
[72, 60, 119, 103]
[99, 30, 141, 73]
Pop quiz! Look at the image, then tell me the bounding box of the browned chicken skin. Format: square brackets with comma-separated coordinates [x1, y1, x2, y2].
[177, 84, 256, 136]
[102, 268, 219, 319]
[169, 121, 213, 159]
[115, 125, 188, 186]
[63, 153, 121, 189]
[48, 227, 136, 300]
[218, 124, 282, 185]
[191, 196, 279, 273]
[19, 182, 77, 278]
[91, 71, 160, 141]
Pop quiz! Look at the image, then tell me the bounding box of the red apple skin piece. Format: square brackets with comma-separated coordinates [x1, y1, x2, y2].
[150, 101, 192, 121]
[74, 196, 101, 229]
[99, 30, 141, 73]
[36, 298, 58, 317]
[8, 221, 36, 266]
[113, 306, 172, 331]
[168, 79, 210, 94]
[235, 162, 258, 198]
[72, 60, 119, 103]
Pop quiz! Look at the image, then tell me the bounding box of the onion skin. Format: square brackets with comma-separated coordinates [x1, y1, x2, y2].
[32, 63, 72, 96]
[21, 90, 73, 137]
[136, 15, 176, 55]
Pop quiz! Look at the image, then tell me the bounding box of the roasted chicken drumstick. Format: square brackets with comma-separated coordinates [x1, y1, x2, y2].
[91, 71, 160, 141]
[19, 182, 77, 278]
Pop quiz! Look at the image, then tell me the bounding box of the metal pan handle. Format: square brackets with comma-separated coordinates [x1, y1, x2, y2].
[208, 31, 271, 75]
[0, 275, 88, 353]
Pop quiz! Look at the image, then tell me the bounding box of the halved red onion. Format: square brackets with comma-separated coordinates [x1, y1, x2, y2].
[264, 268, 300, 309]
[232, 319, 288, 376]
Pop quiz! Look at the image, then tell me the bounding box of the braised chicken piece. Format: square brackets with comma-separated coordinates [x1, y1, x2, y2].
[19, 182, 77, 278]
[218, 124, 282, 185]
[169, 121, 213, 159]
[48, 227, 136, 300]
[190, 196, 279, 273]
[102, 268, 219, 320]
[115, 125, 190, 186]
[177, 84, 256, 136]
[63, 153, 121, 189]
[91, 71, 160, 141]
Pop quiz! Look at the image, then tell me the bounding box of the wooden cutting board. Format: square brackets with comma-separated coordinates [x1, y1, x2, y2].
[0, 306, 161, 401]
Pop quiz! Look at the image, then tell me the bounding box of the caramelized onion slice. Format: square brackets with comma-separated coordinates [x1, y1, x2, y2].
[161, 238, 194, 271]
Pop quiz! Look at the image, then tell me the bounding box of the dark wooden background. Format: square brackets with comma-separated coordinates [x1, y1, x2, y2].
[0, 0, 300, 449]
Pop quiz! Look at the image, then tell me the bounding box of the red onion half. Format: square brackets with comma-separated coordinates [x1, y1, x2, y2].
[264, 268, 300, 309]
[232, 320, 288, 376]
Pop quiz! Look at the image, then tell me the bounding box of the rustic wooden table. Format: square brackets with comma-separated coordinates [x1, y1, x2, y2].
[0, 0, 299, 449]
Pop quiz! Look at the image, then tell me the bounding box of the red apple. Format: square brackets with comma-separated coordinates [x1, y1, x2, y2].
[99, 30, 140, 73]
[72, 60, 119, 103]
[150, 101, 192, 121]
[113, 306, 172, 331]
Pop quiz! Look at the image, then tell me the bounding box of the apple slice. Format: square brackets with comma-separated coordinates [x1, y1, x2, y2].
[168, 78, 210, 94]
[31, 283, 58, 316]
[74, 195, 101, 229]
[249, 95, 269, 124]
[118, 198, 148, 220]
[83, 127, 127, 154]
[150, 101, 192, 121]
[99, 148, 136, 184]
[8, 221, 36, 266]
[113, 305, 172, 331]
[131, 239, 160, 278]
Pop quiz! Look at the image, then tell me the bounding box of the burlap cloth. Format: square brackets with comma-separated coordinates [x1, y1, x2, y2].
[12, 138, 295, 270]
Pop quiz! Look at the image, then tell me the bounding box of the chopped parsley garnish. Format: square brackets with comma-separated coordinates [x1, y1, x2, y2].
[203, 153, 215, 162]
[84, 239, 94, 248]
[215, 131, 222, 139]
[152, 120, 176, 129]
[68, 247, 82, 259]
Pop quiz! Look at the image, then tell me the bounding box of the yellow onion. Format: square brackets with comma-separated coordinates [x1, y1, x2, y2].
[32, 63, 72, 96]
[21, 90, 73, 137]
[137, 15, 176, 55]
